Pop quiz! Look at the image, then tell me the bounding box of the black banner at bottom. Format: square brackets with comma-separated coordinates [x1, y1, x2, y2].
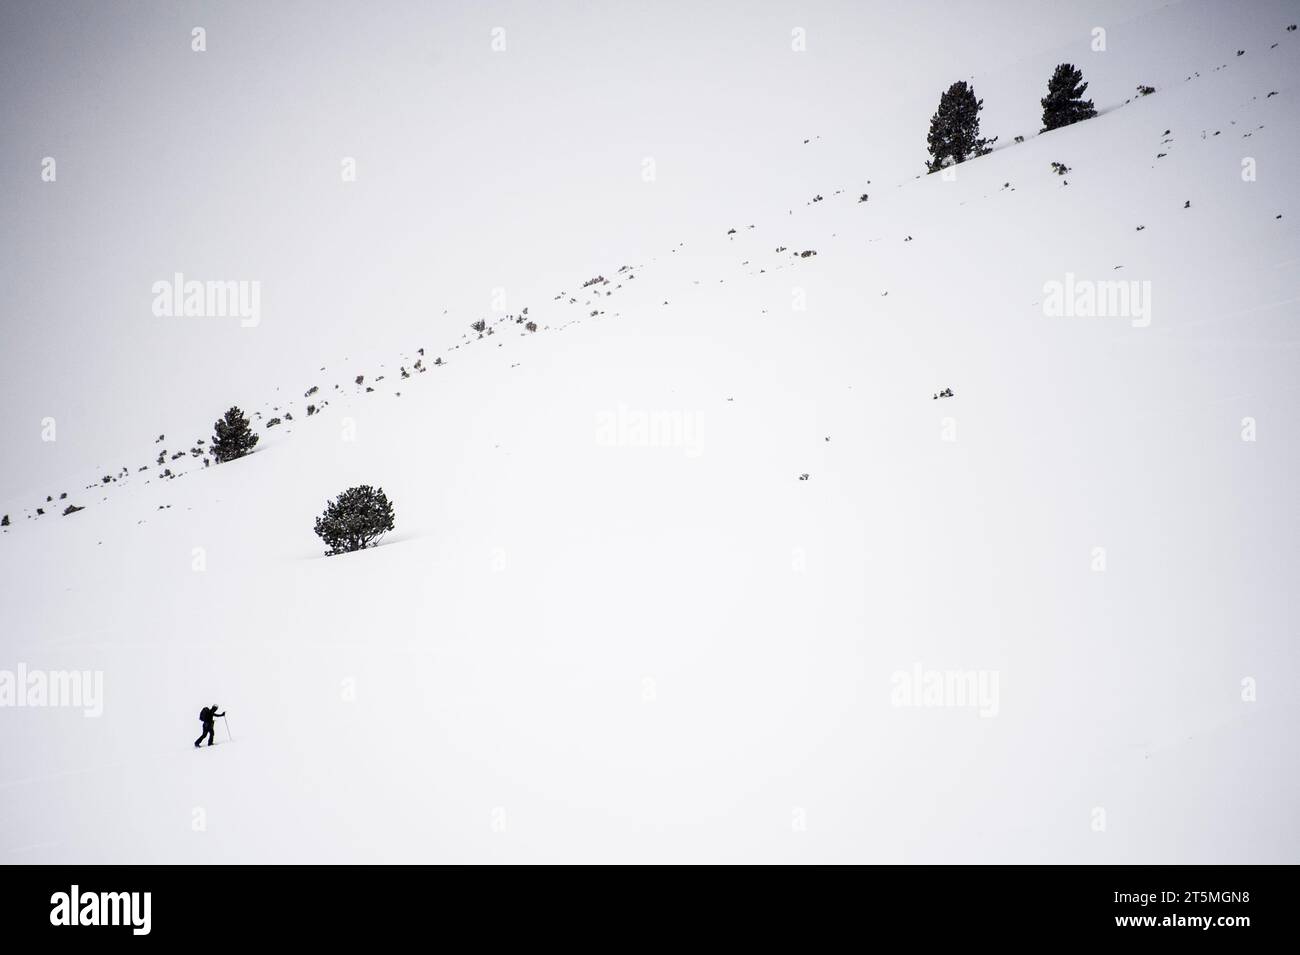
[0, 865, 1289, 942]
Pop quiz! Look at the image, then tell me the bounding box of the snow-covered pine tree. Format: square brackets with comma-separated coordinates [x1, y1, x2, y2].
[210, 406, 259, 463]
[926, 81, 996, 173]
[1040, 63, 1097, 132]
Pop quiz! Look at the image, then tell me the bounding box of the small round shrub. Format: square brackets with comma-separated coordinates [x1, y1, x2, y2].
[314, 485, 396, 556]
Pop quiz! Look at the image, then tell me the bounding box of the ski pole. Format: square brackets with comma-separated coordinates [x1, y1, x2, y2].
[223, 715, 233, 741]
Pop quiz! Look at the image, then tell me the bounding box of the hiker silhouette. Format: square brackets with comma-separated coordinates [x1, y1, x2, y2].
[194, 704, 225, 748]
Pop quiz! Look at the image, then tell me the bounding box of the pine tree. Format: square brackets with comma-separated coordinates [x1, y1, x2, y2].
[210, 406, 259, 463]
[926, 82, 996, 173]
[313, 485, 396, 556]
[1040, 63, 1097, 132]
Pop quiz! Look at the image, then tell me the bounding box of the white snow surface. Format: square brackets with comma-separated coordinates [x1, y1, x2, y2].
[2, 1, 1298, 862]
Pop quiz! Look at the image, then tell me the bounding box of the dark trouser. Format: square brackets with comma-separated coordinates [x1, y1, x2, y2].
[195, 722, 216, 746]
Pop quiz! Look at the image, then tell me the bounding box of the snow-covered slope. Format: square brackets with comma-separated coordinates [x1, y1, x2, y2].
[2, 2, 1298, 863]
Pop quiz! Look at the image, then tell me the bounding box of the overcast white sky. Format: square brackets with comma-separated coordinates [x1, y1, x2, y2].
[1, 0, 1176, 501]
